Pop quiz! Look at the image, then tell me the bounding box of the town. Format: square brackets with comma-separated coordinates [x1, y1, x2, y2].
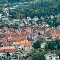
[0, 0, 60, 60]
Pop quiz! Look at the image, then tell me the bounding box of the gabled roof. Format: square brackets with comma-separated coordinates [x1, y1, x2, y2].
[13, 40, 32, 47]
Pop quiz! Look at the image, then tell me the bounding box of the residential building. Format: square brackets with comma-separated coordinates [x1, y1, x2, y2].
[45, 52, 59, 60]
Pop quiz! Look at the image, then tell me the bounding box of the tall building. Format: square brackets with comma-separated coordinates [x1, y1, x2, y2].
[18, 13, 21, 33]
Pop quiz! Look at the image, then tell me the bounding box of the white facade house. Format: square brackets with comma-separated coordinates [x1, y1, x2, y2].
[27, 17, 31, 21]
[45, 52, 59, 60]
[41, 43, 46, 49]
[50, 15, 54, 19]
[33, 16, 39, 21]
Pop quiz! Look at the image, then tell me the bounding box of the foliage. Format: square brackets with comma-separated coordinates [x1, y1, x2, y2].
[45, 39, 60, 50]
[0, 0, 60, 27]
[32, 50, 46, 60]
[13, 24, 18, 29]
[0, 0, 34, 4]
[15, 55, 18, 59]
[9, 10, 19, 19]
[56, 51, 60, 59]
[36, 19, 42, 24]
[6, 52, 10, 57]
[32, 40, 41, 49]
[0, 57, 2, 60]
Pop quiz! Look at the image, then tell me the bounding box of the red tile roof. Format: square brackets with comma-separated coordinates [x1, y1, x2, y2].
[0, 48, 18, 53]
[13, 40, 32, 47]
[0, 40, 10, 46]
[5, 32, 26, 42]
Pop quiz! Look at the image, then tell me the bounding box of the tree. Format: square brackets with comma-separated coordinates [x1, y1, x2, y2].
[13, 24, 18, 29]
[6, 52, 10, 57]
[38, 32, 41, 35]
[56, 51, 60, 59]
[32, 40, 41, 49]
[48, 41, 55, 50]
[55, 39, 59, 45]
[45, 39, 60, 50]
[55, 39, 60, 49]
[32, 51, 46, 60]
[36, 19, 42, 24]
[45, 41, 55, 50]
[45, 43, 48, 50]
[57, 44, 60, 49]
[15, 55, 18, 59]
[0, 57, 2, 60]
